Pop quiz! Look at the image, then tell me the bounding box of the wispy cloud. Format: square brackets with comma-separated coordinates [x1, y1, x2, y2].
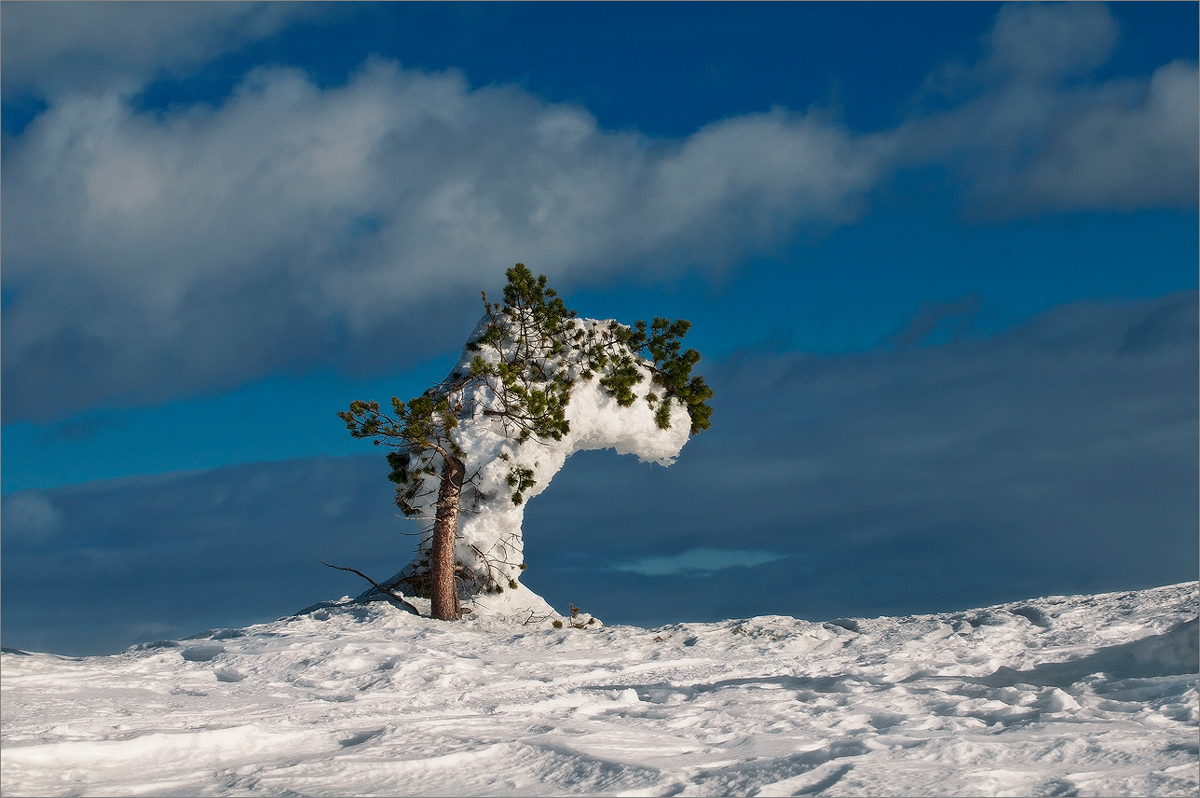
[1, 493, 63, 541]
[613, 548, 789, 576]
[890, 293, 984, 349]
[901, 3, 1198, 214]
[0, 1, 328, 97]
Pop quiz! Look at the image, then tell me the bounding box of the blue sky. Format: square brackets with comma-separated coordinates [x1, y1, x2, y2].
[2, 2, 1197, 655]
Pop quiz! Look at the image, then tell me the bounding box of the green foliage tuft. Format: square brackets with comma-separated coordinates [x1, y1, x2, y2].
[506, 466, 536, 505]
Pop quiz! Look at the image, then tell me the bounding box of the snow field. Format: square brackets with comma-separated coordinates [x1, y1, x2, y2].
[2, 582, 1197, 797]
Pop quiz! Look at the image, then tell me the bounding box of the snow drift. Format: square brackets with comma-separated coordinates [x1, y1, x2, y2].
[2, 582, 1196, 796]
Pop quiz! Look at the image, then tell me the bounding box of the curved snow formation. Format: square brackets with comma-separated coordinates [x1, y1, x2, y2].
[375, 316, 691, 620]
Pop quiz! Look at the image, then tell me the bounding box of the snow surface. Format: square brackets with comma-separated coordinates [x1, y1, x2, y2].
[377, 315, 691, 619]
[3, 582, 1197, 797]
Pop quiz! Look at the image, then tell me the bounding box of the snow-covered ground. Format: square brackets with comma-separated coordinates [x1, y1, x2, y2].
[2, 582, 1196, 797]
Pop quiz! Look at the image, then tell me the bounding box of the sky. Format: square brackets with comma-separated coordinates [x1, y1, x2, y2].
[1, 1, 1197, 655]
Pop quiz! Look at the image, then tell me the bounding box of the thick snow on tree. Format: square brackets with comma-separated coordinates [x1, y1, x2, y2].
[386, 319, 691, 620]
[339, 265, 713, 621]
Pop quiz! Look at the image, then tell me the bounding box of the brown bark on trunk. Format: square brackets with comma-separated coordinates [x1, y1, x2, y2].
[429, 454, 465, 621]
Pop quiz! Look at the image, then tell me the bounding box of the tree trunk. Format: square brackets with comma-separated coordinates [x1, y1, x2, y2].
[429, 454, 465, 620]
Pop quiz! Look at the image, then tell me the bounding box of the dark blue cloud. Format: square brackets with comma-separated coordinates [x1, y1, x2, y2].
[1, 457, 417, 656]
[523, 291, 1198, 625]
[4, 292, 1195, 654]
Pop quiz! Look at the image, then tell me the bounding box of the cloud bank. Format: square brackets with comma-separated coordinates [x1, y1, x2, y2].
[3, 3, 1196, 423]
[5, 292, 1194, 654]
[2, 59, 884, 421]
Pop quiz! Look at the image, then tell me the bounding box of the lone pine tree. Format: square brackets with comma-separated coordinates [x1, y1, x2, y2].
[338, 264, 713, 621]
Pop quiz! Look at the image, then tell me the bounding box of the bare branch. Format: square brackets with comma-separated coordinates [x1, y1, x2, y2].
[319, 560, 419, 615]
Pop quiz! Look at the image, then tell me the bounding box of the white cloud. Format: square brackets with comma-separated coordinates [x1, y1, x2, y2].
[0, 2, 326, 97]
[1, 2, 1195, 422]
[986, 2, 1118, 80]
[901, 3, 1198, 215]
[1014, 61, 1199, 210]
[2, 59, 884, 420]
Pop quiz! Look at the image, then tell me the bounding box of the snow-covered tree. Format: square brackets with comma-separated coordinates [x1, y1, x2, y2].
[339, 264, 713, 621]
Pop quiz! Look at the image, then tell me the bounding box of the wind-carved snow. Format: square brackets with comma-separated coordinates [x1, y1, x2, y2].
[376, 316, 691, 621]
[2, 583, 1196, 796]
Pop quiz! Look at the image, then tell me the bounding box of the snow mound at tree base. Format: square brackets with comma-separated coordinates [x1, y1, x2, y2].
[355, 582, 575, 626]
[3, 582, 1196, 797]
